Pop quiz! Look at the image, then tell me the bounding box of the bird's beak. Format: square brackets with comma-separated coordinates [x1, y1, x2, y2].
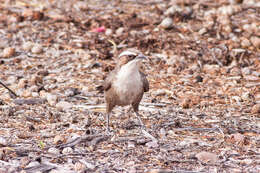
[136, 54, 147, 60]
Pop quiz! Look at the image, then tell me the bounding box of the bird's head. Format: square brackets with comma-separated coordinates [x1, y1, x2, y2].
[117, 48, 147, 69]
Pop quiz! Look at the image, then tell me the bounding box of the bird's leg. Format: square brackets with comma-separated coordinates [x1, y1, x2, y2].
[134, 111, 158, 142]
[134, 111, 145, 128]
[106, 113, 110, 133]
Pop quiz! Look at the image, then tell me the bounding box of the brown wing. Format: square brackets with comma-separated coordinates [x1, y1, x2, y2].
[103, 69, 117, 91]
[140, 71, 149, 92]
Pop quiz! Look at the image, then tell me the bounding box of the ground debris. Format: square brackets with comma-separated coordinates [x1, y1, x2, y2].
[0, 0, 259, 172]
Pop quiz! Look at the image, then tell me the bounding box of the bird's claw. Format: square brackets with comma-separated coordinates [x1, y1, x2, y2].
[105, 128, 114, 135]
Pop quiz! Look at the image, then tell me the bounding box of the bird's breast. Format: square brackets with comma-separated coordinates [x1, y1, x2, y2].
[113, 68, 143, 105]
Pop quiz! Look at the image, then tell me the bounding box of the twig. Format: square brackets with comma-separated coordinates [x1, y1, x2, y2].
[0, 80, 18, 97]
[113, 136, 143, 143]
[173, 127, 218, 132]
[0, 160, 16, 166]
[56, 134, 109, 149]
[108, 39, 117, 54]
[25, 116, 42, 123]
[90, 135, 110, 150]
[148, 169, 205, 173]
[210, 50, 223, 67]
[23, 164, 56, 173]
[73, 95, 102, 99]
[140, 102, 169, 107]
[141, 129, 158, 143]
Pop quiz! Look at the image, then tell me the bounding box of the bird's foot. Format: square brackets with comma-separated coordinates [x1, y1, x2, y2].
[141, 128, 158, 143]
[139, 124, 146, 130]
[105, 128, 114, 135]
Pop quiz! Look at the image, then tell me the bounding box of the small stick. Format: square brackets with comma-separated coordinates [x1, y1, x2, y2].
[141, 129, 158, 143]
[0, 80, 17, 97]
[211, 51, 223, 67]
[108, 39, 117, 54]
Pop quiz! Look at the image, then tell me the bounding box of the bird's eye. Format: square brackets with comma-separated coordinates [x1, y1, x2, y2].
[128, 55, 136, 59]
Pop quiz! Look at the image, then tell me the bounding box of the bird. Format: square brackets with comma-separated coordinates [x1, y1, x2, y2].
[103, 48, 149, 132]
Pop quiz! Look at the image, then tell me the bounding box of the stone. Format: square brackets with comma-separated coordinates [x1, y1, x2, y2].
[1, 47, 15, 58]
[48, 147, 60, 155]
[46, 93, 57, 106]
[23, 42, 34, 51]
[196, 151, 218, 164]
[115, 27, 124, 36]
[159, 17, 173, 29]
[250, 36, 260, 48]
[31, 44, 43, 54]
[0, 136, 7, 146]
[251, 104, 260, 114]
[62, 147, 73, 154]
[56, 101, 73, 110]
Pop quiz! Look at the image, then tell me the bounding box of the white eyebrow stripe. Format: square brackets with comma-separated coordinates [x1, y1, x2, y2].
[119, 50, 137, 57]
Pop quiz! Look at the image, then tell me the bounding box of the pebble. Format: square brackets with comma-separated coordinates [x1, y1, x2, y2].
[23, 9, 44, 20]
[18, 78, 28, 88]
[229, 0, 243, 4]
[56, 101, 73, 110]
[105, 28, 113, 36]
[145, 141, 159, 148]
[30, 75, 43, 85]
[74, 162, 86, 171]
[26, 161, 40, 168]
[81, 160, 95, 169]
[153, 27, 159, 32]
[127, 141, 135, 148]
[74, 1, 88, 10]
[23, 41, 34, 51]
[48, 147, 60, 155]
[29, 85, 38, 92]
[154, 89, 166, 96]
[7, 76, 17, 84]
[167, 66, 174, 74]
[46, 93, 57, 106]
[198, 28, 207, 35]
[195, 75, 203, 83]
[241, 92, 252, 102]
[115, 27, 124, 36]
[223, 25, 232, 33]
[252, 71, 260, 77]
[160, 128, 166, 139]
[242, 67, 251, 75]
[230, 67, 241, 76]
[196, 151, 218, 164]
[31, 44, 43, 54]
[203, 64, 220, 75]
[230, 133, 245, 144]
[69, 133, 81, 141]
[37, 70, 49, 76]
[62, 147, 73, 154]
[242, 24, 251, 32]
[164, 5, 179, 15]
[159, 17, 173, 29]
[20, 157, 30, 168]
[166, 55, 178, 65]
[21, 89, 32, 97]
[0, 136, 7, 146]
[251, 104, 260, 114]
[181, 98, 190, 109]
[241, 37, 251, 48]
[64, 88, 79, 97]
[1, 47, 15, 58]
[250, 36, 260, 48]
[53, 135, 65, 145]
